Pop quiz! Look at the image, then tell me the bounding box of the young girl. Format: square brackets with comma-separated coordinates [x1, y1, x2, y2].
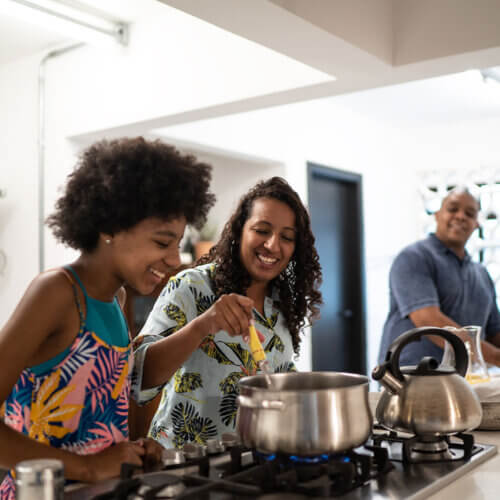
[132, 177, 323, 448]
[0, 137, 220, 498]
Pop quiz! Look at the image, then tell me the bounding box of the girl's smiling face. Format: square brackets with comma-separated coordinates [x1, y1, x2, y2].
[107, 216, 186, 295]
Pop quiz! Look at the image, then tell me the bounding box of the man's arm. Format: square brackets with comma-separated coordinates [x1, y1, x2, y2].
[409, 306, 460, 331]
[409, 306, 500, 366]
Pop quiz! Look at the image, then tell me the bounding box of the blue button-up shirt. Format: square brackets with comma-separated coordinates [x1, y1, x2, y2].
[378, 234, 500, 366]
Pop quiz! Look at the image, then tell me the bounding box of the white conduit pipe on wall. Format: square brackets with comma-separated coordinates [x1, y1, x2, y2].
[33, 0, 128, 271]
[38, 43, 83, 272]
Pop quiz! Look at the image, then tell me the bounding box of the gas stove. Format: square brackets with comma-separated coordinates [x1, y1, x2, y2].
[65, 431, 496, 500]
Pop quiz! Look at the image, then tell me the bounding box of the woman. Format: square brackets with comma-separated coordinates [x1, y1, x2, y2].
[0, 137, 218, 498]
[132, 177, 322, 448]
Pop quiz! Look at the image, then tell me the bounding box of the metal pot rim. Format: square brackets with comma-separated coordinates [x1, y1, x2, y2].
[239, 371, 369, 392]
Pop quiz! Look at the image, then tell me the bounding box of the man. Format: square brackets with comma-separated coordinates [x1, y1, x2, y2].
[378, 186, 500, 366]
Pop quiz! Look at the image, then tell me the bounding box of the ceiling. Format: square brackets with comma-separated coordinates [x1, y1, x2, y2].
[158, 0, 500, 101]
[0, 16, 67, 65]
[152, 68, 500, 162]
[2, 0, 500, 125]
[0, 0, 141, 65]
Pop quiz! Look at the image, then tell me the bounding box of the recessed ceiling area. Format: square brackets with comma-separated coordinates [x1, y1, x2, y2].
[152, 68, 500, 152]
[269, 0, 500, 66]
[2, 0, 500, 135]
[159, 0, 500, 100]
[0, 16, 68, 65]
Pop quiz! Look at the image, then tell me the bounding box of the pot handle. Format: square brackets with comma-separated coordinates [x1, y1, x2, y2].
[236, 395, 285, 411]
[373, 326, 468, 383]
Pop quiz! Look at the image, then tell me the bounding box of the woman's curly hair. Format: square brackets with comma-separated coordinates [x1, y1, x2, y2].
[198, 177, 322, 355]
[47, 137, 215, 252]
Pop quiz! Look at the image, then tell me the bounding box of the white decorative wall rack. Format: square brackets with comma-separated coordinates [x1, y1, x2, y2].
[419, 167, 500, 300]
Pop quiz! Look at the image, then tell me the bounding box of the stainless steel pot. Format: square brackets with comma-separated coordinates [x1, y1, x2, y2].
[236, 371, 372, 455]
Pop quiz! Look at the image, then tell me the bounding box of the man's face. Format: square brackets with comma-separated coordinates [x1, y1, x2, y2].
[434, 191, 480, 250]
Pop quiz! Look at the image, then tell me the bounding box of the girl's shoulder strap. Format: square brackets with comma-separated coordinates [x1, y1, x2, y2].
[58, 266, 86, 327]
[63, 265, 88, 296]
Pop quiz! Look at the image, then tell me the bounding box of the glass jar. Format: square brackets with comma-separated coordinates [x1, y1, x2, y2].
[441, 325, 490, 384]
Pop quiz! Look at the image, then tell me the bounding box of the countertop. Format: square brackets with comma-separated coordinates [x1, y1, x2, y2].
[427, 430, 500, 500]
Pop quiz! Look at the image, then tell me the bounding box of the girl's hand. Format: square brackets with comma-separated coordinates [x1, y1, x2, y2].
[133, 437, 164, 470]
[199, 293, 254, 337]
[80, 441, 145, 482]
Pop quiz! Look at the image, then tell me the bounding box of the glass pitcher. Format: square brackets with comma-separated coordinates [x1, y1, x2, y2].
[440, 325, 490, 384]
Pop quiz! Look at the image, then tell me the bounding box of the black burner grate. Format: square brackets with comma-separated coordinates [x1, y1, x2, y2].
[87, 443, 394, 499]
[222, 445, 392, 497]
[371, 427, 476, 464]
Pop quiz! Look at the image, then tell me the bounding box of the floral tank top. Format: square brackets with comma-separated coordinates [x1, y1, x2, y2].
[0, 267, 132, 500]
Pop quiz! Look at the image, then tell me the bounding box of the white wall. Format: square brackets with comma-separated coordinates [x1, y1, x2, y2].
[0, 0, 326, 324]
[0, 55, 40, 320]
[0, 0, 330, 323]
[404, 117, 500, 172]
[158, 99, 422, 372]
[45, 1, 331, 140]
[154, 97, 500, 373]
[180, 148, 285, 240]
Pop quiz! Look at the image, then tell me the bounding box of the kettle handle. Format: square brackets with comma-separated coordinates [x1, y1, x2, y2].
[375, 327, 468, 382]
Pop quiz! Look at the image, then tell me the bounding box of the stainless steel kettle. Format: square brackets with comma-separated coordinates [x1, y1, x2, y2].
[372, 327, 482, 436]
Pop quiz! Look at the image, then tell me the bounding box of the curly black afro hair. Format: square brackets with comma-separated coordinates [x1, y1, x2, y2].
[47, 137, 216, 252]
[198, 177, 322, 355]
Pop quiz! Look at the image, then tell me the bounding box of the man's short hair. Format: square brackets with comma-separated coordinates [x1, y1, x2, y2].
[442, 185, 481, 211]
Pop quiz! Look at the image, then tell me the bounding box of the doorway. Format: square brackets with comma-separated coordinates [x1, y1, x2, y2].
[307, 163, 366, 374]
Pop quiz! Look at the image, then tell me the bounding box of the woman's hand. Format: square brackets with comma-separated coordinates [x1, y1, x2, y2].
[138, 294, 263, 389]
[199, 293, 254, 337]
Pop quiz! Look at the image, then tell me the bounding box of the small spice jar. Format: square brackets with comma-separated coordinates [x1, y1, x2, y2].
[15, 459, 64, 500]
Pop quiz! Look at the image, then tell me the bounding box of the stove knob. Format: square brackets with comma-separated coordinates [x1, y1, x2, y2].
[182, 443, 207, 459]
[206, 439, 225, 454]
[162, 448, 186, 466]
[221, 432, 240, 448]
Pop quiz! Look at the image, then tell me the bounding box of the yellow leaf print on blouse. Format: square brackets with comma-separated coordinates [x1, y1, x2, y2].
[200, 338, 259, 375]
[174, 371, 203, 393]
[162, 304, 187, 337]
[199, 336, 233, 365]
[111, 360, 129, 400]
[29, 371, 83, 444]
[255, 312, 278, 331]
[219, 372, 244, 395]
[224, 343, 258, 376]
[265, 334, 285, 354]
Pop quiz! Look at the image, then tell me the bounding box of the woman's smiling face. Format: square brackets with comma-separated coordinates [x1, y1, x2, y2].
[239, 197, 296, 285]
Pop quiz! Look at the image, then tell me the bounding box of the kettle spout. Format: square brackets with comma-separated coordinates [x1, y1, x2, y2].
[372, 364, 404, 395]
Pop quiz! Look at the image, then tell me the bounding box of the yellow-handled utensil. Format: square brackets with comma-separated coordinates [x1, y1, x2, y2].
[248, 321, 266, 363]
[248, 320, 274, 388]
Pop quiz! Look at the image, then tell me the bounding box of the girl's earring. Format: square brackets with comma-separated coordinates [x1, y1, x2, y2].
[105, 239, 111, 244]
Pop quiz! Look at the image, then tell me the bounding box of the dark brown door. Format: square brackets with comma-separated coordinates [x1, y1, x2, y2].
[307, 163, 366, 374]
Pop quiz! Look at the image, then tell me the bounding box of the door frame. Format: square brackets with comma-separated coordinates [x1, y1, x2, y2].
[307, 162, 367, 374]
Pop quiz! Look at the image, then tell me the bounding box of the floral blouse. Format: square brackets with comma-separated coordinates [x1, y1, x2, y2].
[131, 263, 296, 449]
